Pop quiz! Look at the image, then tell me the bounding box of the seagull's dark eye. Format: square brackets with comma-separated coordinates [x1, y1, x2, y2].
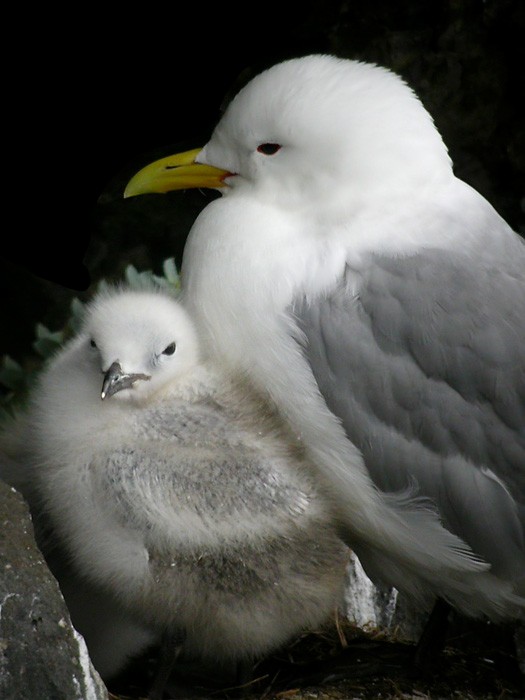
[162, 342, 176, 356]
[90, 339, 97, 349]
[256, 143, 281, 156]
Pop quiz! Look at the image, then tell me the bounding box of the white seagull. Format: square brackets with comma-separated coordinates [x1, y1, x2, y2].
[1, 285, 349, 692]
[124, 54, 525, 624]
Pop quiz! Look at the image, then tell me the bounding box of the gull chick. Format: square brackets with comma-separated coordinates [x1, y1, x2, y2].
[11, 286, 350, 686]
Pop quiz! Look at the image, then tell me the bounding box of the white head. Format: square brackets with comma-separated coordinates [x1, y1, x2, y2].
[197, 54, 453, 207]
[82, 287, 200, 403]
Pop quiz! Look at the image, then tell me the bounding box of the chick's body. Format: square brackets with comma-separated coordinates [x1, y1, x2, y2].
[23, 289, 349, 671]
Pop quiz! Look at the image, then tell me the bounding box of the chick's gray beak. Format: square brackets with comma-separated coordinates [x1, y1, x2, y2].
[101, 361, 151, 400]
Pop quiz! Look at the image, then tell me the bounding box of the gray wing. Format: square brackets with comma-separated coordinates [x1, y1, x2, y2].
[293, 246, 525, 583]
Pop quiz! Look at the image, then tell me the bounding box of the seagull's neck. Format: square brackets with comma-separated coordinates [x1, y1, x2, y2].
[182, 195, 346, 319]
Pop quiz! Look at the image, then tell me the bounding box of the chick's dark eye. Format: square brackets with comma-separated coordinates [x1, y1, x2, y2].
[257, 143, 281, 156]
[162, 342, 176, 356]
[90, 339, 97, 349]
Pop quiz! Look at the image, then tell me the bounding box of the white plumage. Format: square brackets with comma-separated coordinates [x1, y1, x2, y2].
[0, 286, 349, 683]
[124, 54, 525, 623]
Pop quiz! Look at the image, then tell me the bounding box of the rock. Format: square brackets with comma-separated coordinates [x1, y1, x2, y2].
[344, 553, 430, 642]
[0, 478, 108, 700]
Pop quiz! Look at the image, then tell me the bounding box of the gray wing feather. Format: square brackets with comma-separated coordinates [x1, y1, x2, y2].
[293, 247, 525, 581]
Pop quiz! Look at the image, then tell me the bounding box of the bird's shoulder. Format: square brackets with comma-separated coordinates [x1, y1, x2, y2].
[297, 244, 525, 371]
[292, 244, 525, 479]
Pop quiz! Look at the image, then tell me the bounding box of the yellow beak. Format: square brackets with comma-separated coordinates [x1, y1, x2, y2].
[123, 148, 229, 198]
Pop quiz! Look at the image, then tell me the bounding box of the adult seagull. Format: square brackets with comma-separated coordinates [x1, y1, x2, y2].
[124, 54, 525, 623]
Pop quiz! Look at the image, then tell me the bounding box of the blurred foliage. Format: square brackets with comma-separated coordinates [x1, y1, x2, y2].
[0, 259, 181, 420]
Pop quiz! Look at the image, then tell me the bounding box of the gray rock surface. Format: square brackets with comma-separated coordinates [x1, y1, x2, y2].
[344, 552, 431, 642]
[0, 477, 108, 700]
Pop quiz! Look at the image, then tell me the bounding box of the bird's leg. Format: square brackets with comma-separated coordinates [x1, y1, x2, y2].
[148, 629, 186, 700]
[413, 597, 451, 669]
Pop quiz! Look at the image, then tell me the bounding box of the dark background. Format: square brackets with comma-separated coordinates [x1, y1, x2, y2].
[1, 0, 524, 364]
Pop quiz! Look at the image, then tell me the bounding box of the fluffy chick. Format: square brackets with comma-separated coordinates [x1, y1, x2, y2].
[1, 286, 349, 689]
